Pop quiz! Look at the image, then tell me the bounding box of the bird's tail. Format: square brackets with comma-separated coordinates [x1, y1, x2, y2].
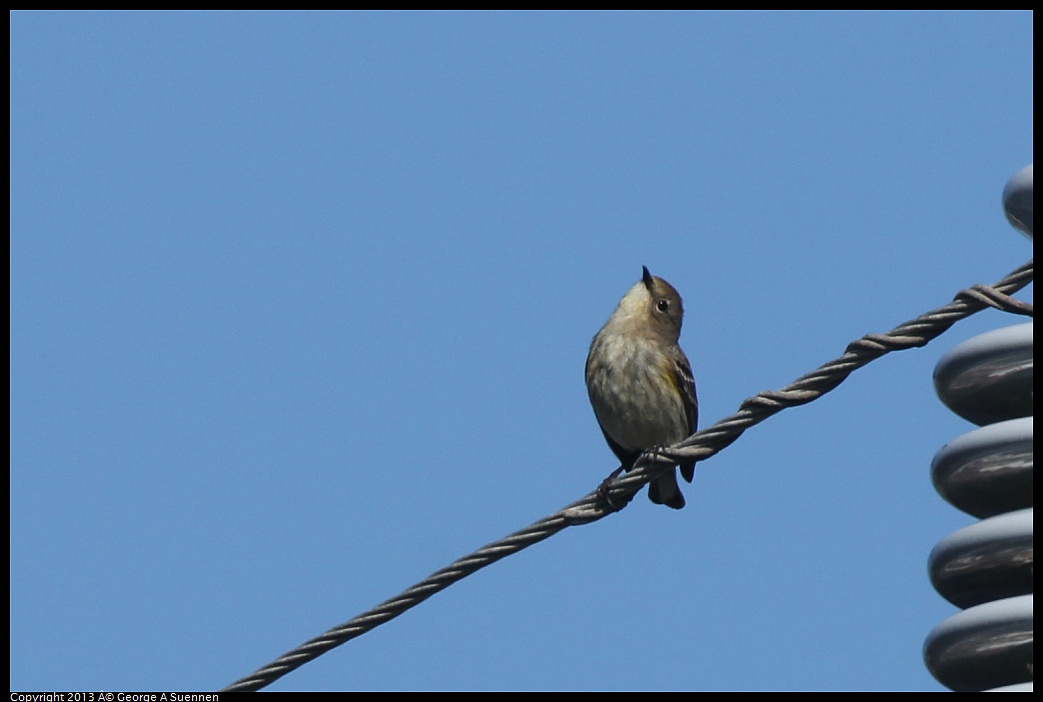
[647, 469, 685, 510]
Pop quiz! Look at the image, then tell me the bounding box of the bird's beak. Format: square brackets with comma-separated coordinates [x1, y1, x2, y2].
[642, 265, 654, 289]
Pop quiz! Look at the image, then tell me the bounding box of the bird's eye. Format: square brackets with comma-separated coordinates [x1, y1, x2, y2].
[656, 300, 669, 313]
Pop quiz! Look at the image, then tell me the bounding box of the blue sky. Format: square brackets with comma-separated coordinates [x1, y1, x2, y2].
[10, 11, 1033, 692]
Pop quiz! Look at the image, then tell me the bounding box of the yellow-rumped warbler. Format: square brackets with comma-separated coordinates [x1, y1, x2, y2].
[585, 266, 698, 509]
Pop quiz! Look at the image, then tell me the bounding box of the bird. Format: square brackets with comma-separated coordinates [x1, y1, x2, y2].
[585, 266, 699, 509]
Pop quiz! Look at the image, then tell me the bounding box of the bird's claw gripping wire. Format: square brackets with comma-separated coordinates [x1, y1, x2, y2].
[596, 465, 628, 512]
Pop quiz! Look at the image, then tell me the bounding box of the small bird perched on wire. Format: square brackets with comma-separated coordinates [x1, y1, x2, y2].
[585, 266, 699, 509]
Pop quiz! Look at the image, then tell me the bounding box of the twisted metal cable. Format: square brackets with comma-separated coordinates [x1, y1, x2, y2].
[223, 259, 1032, 692]
[609, 260, 1034, 503]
